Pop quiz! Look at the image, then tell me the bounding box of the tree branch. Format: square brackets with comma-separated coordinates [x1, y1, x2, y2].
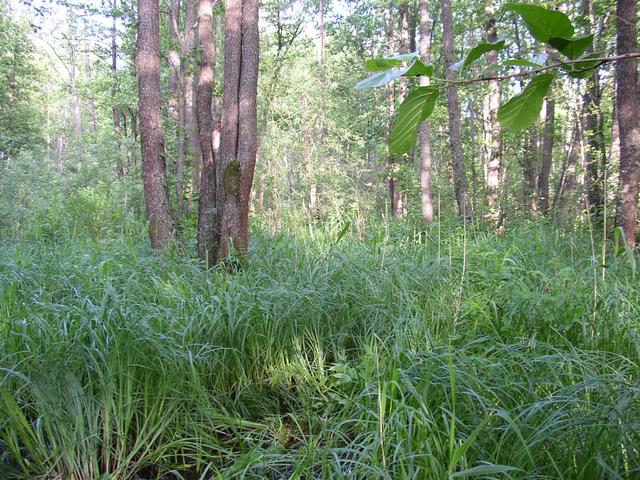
[432, 52, 640, 85]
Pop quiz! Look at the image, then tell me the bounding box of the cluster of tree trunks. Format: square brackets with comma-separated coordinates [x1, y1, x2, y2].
[133, 0, 639, 257]
[136, 0, 259, 264]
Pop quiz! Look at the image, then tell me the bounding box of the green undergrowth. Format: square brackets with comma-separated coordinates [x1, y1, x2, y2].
[0, 223, 639, 479]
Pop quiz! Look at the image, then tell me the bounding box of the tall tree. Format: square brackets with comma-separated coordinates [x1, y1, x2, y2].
[580, 0, 604, 217]
[110, 0, 124, 177]
[554, 122, 580, 224]
[196, 0, 218, 265]
[167, 0, 181, 123]
[442, 0, 471, 217]
[614, 0, 640, 247]
[484, 0, 501, 217]
[181, 0, 201, 208]
[217, 0, 259, 261]
[68, 42, 83, 138]
[418, 0, 434, 222]
[385, 0, 398, 217]
[538, 97, 554, 215]
[84, 49, 97, 135]
[137, 0, 174, 250]
[521, 127, 538, 215]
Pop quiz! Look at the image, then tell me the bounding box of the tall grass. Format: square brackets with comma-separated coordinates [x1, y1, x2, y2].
[0, 219, 639, 478]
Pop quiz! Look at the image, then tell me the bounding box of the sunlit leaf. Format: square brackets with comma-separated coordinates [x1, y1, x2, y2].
[549, 34, 593, 59]
[389, 87, 439, 154]
[561, 52, 601, 78]
[498, 74, 554, 130]
[451, 38, 507, 72]
[357, 57, 433, 89]
[505, 4, 574, 43]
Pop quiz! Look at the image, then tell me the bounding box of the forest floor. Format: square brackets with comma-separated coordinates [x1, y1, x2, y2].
[0, 221, 639, 479]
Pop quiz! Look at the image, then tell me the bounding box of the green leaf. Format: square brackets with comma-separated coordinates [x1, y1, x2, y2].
[450, 463, 520, 478]
[357, 57, 433, 89]
[505, 3, 574, 44]
[404, 58, 434, 77]
[389, 87, 439, 154]
[365, 58, 406, 72]
[549, 34, 593, 59]
[355, 68, 409, 89]
[448, 415, 492, 472]
[451, 38, 507, 72]
[561, 52, 601, 78]
[365, 53, 419, 72]
[498, 73, 554, 131]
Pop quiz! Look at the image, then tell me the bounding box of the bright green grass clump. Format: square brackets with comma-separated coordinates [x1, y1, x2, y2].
[0, 223, 639, 479]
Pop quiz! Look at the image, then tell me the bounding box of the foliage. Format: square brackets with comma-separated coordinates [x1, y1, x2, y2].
[357, 3, 603, 154]
[1, 212, 639, 478]
[0, 5, 43, 162]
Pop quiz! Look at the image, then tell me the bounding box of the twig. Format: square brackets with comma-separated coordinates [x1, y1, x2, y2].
[431, 52, 640, 85]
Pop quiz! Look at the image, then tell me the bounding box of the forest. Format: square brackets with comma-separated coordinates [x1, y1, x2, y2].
[0, 0, 639, 477]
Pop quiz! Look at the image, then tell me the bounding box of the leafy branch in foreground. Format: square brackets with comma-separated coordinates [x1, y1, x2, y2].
[356, 3, 623, 155]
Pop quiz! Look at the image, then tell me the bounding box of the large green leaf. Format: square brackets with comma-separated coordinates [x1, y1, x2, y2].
[355, 68, 410, 89]
[561, 52, 601, 78]
[505, 4, 574, 44]
[451, 38, 507, 72]
[389, 87, 439, 154]
[498, 73, 554, 130]
[549, 34, 593, 59]
[365, 53, 418, 72]
[357, 57, 433, 89]
[404, 59, 434, 77]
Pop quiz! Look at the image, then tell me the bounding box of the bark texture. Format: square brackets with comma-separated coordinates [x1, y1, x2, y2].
[111, 0, 125, 177]
[137, 0, 174, 250]
[614, 0, 640, 247]
[217, 0, 259, 261]
[538, 98, 554, 215]
[442, 0, 471, 217]
[484, 0, 502, 217]
[418, 0, 434, 223]
[522, 128, 538, 215]
[196, 0, 219, 265]
[581, 0, 604, 217]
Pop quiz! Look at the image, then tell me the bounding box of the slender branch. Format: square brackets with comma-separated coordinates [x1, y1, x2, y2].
[431, 52, 640, 85]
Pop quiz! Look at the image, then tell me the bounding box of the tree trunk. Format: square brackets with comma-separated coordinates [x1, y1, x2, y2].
[484, 0, 501, 218]
[614, 0, 640, 247]
[538, 98, 554, 215]
[301, 93, 317, 219]
[167, 0, 181, 124]
[418, 0, 434, 223]
[84, 50, 97, 135]
[393, 0, 410, 218]
[111, 0, 125, 177]
[196, 0, 219, 265]
[554, 122, 580, 223]
[318, 0, 325, 65]
[218, 0, 259, 261]
[182, 0, 202, 209]
[168, 0, 185, 215]
[581, 0, 604, 217]
[69, 45, 83, 138]
[137, 0, 174, 250]
[442, 0, 471, 217]
[385, 1, 398, 217]
[522, 127, 538, 215]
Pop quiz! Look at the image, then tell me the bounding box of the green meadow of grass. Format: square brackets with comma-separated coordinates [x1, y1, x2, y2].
[0, 221, 639, 479]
